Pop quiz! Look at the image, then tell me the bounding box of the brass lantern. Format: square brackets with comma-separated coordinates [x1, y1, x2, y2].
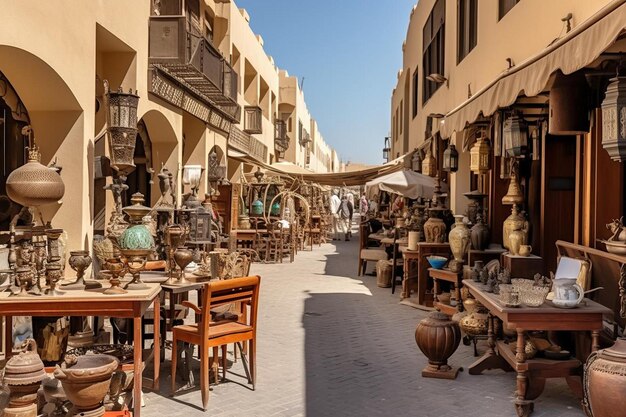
[104, 80, 139, 173]
[411, 149, 422, 172]
[503, 113, 528, 158]
[442, 144, 459, 172]
[601, 76, 626, 161]
[422, 146, 436, 177]
[470, 132, 491, 174]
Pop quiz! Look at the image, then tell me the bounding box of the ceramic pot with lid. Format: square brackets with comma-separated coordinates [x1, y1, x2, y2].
[3, 339, 45, 408]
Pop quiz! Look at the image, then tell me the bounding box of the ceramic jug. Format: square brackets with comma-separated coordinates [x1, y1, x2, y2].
[552, 278, 584, 308]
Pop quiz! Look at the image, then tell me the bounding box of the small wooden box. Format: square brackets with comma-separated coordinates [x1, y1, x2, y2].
[501, 253, 544, 279]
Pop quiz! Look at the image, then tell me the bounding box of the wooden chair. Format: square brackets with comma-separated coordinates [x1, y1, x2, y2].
[172, 275, 261, 411]
[358, 221, 388, 276]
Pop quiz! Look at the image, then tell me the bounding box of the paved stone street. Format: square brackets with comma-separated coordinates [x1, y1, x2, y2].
[144, 227, 585, 417]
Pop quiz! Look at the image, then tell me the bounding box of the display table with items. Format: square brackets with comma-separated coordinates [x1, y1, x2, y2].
[463, 279, 611, 417]
[0, 283, 162, 417]
[400, 244, 451, 304]
[428, 268, 463, 316]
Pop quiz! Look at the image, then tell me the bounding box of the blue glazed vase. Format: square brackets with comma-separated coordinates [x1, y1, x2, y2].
[120, 225, 155, 250]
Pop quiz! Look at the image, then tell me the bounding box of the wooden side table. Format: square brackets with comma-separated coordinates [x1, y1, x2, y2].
[428, 268, 464, 316]
[463, 279, 611, 417]
[501, 253, 544, 279]
[401, 243, 451, 305]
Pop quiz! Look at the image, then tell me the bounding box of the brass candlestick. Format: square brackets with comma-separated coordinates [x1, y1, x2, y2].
[103, 257, 127, 295]
[120, 249, 150, 290]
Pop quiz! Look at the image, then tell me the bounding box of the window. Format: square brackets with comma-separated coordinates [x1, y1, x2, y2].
[499, 0, 520, 20]
[412, 69, 419, 118]
[423, 0, 445, 104]
[457, 0, 477, 63]
[399, 100, 403, 135]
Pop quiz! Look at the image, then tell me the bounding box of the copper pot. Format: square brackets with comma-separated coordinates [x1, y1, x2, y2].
[583, 338, 626, 417]
[415, 312, 462, 379]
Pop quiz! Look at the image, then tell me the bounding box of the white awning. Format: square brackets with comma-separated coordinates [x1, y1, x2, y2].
[441, 0, 626, 138]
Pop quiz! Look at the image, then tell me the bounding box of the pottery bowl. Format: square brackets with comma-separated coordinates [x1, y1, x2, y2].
[427, 256, 448, 269]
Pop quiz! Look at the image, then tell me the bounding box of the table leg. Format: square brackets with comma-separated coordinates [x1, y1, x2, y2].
[592, 330, 600, 352]
[133, 315, 142, 417]
[455, 278, 463, 313]
[401, 258, 409, 299]
[169, 293, 176, 331]
[4, 316, 12, 358]
[468, 314, 510, 375]
[515, 329, 533, 417]
[433, 278, 440, 304]
[153, 296, 160, 392]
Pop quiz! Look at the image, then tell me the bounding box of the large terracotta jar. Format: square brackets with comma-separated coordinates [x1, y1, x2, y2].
[424, 208, 447, 243]
[502, 204, 528, 250]
[448, 215, 470, 272]
[54, 354, 119, 416]
[583, 338, 626, 417]
[3, 339, 45, 417]
[415, 311, 462, 379]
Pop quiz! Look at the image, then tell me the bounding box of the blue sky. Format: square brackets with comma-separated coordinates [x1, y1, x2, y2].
[234, 0, 416, 165]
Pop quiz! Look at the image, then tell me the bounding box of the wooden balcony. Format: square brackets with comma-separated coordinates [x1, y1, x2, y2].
[148, 15, 241, 130]
[230, 126, 268, 162]
[244, 106, 263, 135]
[274, 120, 289, 157]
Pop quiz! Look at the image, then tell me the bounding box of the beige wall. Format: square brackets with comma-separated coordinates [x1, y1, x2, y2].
[391, 0, 614, 212]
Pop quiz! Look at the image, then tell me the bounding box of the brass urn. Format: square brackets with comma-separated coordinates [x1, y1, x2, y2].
[415, 312, 462, 379]
[502, 205, 529, 250]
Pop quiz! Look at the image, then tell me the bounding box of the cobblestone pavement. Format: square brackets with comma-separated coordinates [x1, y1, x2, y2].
[143, 227, 585, 417]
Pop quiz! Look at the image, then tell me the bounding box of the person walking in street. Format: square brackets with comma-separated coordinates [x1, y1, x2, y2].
[360, 194, 369, 217]
[346, 190, 355, 228]
[337, 195, 353, 241]
[330, 189, 342, 241]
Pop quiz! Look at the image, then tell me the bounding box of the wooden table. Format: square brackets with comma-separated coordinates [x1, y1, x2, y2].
[428, 268, 463, 316]
[0, 284, 162, 417]
[463, 279, 612, 417]
[400, 243, 451, 304]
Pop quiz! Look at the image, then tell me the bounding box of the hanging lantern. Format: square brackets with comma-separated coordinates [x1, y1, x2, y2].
[601, 76, 626, 161]
[549, 70, 589, 135]
[422, 147, 436, 177]
[383, 136, 391, 162]
[470, 133, 491, 174]
[104, 80, 139, 173]
[502, 161, 524, 206]
[411, 149, 422, 172]
[442, 144, 459, 172]
[503, 113, 528, 157]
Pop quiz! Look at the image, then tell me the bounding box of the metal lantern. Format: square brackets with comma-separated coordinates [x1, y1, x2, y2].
[411, 149, 422, 172]
[470, 134, 491, 174]
[183, 164, 203, 208]
[104, 80, 139, 173]
[442, 144, 459, 172]
[254, 167, 264, 183]
[549, 70, 589, 135]
[383, 136, 391, 162]
[422, 146, 436, 177]
[601, 76, 626, 161]
[503, 113, 528, 157]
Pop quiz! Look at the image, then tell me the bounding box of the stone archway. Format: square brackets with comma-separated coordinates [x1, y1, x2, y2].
[0, 45, 84, 247]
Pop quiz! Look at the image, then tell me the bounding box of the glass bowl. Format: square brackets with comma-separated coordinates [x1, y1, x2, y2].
[520, 286, 550, 307]
[512, 278, 534, 291]
[498, 285, 520, 307]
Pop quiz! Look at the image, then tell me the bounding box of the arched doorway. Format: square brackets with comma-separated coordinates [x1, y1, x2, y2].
[0, 71, 30, 232]
[124, 120, 154, 207]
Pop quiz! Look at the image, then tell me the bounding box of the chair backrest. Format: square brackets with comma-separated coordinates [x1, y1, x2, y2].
[200, 275, 261, 338]
[359, 221, 371, 250]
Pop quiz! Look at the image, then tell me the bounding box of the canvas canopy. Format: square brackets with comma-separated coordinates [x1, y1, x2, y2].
[365, 169, 444, 199]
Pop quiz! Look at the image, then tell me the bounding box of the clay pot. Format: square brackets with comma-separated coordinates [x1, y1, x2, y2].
[584, 338, 626, 417]
[470, 218, 490, 250]
[53, 354, 119, 413]
[415, 311, 462, 379]
[3, 339, 45, 408]
[424, 216, 447, 243]
[448, 215, 470, 272]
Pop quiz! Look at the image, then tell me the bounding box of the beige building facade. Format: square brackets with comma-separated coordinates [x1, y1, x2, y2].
[391, 0, 615, 214]
[0, 0, 339, 260]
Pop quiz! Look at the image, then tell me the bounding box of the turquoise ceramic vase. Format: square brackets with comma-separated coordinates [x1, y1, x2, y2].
[120, 225, 154, 250]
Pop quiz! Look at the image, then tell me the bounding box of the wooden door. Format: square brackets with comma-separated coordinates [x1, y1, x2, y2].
[541, 135, 577, 273]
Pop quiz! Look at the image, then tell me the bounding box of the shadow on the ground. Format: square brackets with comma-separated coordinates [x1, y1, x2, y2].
[302, 227, 584, 417]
